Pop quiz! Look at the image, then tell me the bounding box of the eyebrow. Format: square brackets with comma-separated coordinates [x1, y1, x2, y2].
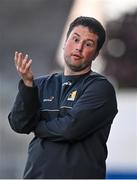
[73, 32, 80, 37]
[73, 32, 95, 43]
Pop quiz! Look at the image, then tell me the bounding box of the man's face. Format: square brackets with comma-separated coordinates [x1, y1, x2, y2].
[64, 25, 99, 72]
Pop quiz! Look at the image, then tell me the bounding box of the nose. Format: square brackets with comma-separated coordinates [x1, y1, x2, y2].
[76, 42, 83, 52]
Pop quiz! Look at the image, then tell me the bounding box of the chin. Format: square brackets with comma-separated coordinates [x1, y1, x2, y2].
[69, 65, 88, 72]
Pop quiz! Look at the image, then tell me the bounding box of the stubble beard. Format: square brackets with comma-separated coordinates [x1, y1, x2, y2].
[64, 56, 92, 72]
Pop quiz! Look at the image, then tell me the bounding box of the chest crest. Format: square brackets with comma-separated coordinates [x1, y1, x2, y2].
[67, 90, 77, 101]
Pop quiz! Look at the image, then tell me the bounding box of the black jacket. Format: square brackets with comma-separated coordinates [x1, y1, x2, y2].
[8, 71, 118, 179]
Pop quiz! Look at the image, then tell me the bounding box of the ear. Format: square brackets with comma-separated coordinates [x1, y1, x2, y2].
[92, 51, 99, 61]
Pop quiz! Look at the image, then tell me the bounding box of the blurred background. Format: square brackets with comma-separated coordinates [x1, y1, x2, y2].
[0, 0, 137, 178]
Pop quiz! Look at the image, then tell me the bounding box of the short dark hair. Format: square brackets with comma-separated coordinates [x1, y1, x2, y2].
[66, 16, 106, 52]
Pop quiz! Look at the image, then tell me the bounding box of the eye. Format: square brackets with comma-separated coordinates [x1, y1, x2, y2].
[72, 36, 79, 43]
[85, 41, 94, 47]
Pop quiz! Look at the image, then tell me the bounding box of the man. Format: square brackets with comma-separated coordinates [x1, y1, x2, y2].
[8, 16, 118, 179]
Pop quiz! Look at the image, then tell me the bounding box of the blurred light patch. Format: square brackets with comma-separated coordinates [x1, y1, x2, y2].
[105, 0, 137, 20]
[107, 39, 126, 57]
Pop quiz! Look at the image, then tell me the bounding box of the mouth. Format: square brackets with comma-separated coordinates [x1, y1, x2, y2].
[72, 54, 82, 59]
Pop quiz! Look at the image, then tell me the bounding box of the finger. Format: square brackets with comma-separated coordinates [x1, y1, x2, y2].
[20, 58, 28, 72]
[14, 51, 19, 67]
[21, 54, 30, 69]
[14, 51, 18, 61]
[24, 54, 29, 60]
[16, 52, 23, 69]
[24, 59, 32, 72]
[20, 57, 32, 74]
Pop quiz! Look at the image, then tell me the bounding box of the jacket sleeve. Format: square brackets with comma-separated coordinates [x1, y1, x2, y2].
[34, 79, 118, 141]
[8, 80, 40, 134]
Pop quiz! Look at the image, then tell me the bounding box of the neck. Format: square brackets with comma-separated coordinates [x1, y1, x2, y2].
[64, 66, 91, 76]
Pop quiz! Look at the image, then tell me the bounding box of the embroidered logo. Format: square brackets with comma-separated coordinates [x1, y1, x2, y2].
[43, 96, 54, 102]
[67, 90, 77, 101]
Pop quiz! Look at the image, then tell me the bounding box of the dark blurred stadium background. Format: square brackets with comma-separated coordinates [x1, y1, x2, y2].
[103, 10, 137, 88]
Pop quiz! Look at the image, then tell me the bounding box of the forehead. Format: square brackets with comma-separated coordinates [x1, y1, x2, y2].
[69, 25, 98, 41]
